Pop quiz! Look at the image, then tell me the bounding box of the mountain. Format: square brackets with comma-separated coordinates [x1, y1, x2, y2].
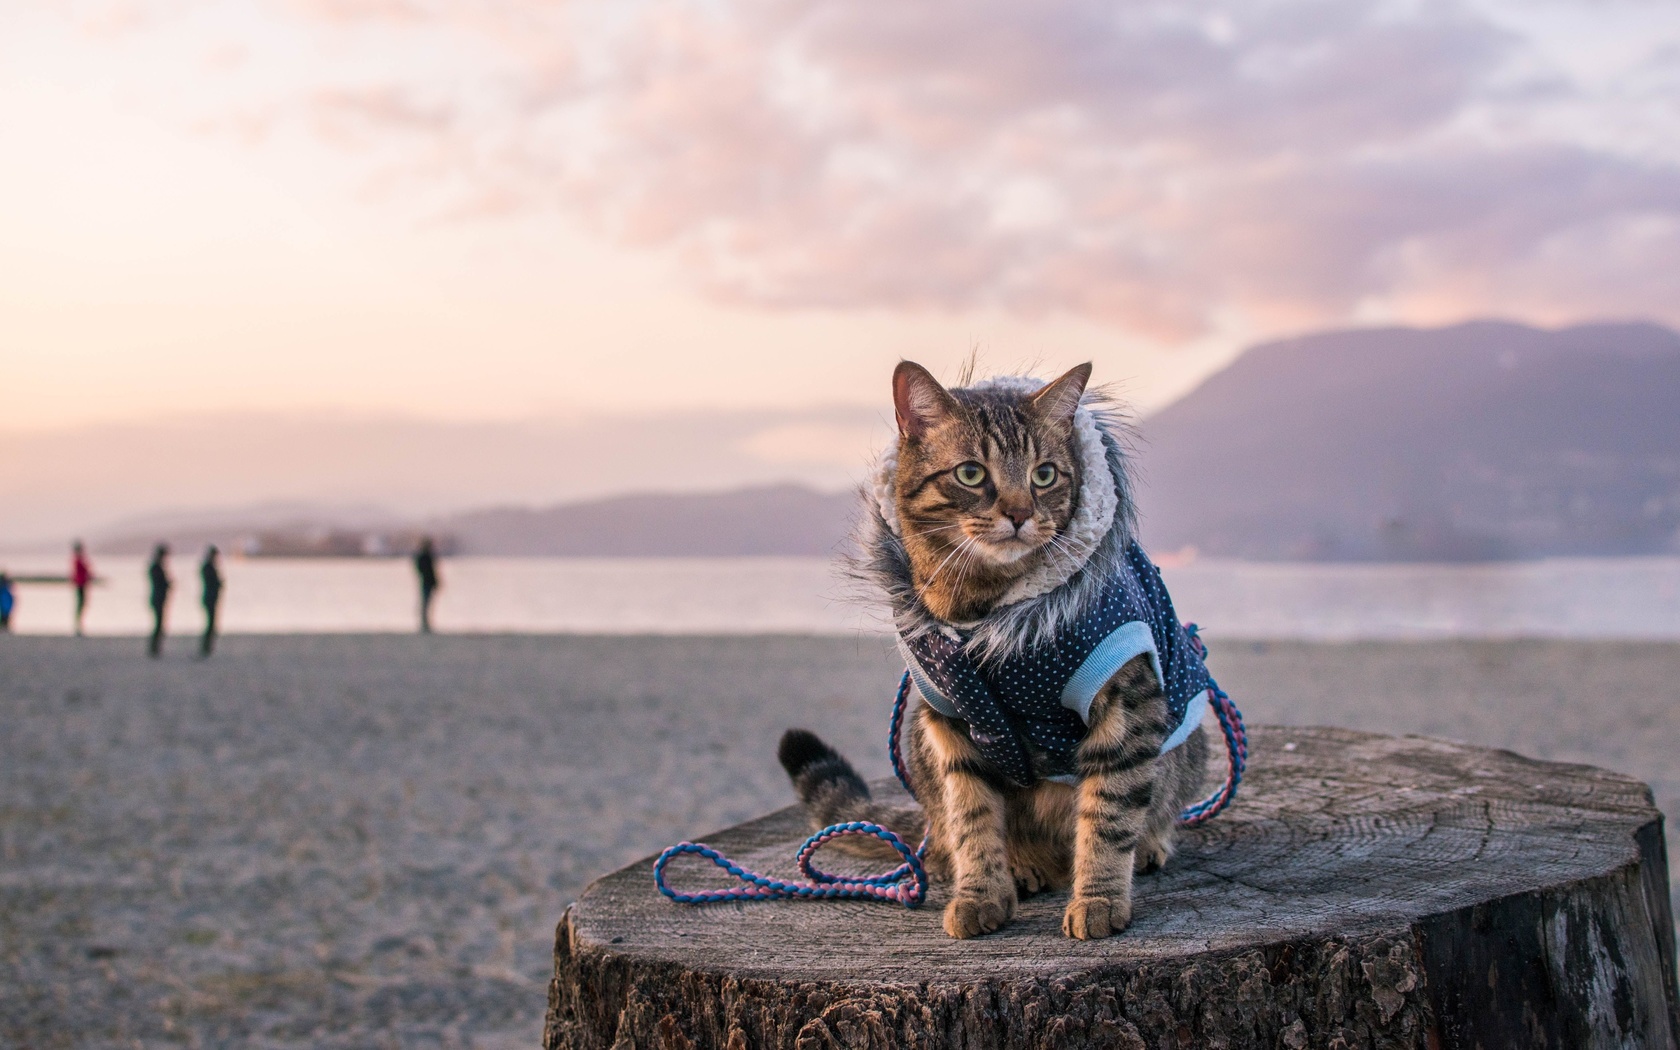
[86, 485, 859, 559]
[433, 485, 858, 557]
[1134, 320, 1680, 560]
[50, 319, 1680, 563]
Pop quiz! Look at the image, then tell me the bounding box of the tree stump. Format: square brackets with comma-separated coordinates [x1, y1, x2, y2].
[544, 726, 1679, 1049]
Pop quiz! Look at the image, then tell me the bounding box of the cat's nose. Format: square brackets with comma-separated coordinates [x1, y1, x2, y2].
[1000, 506, 1032, 529]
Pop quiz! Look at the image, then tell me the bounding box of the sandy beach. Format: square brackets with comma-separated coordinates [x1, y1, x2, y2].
[3, 633, 1678, 1048]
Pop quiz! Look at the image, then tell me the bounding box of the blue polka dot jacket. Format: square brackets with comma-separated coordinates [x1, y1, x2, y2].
[900, 542, 1212, 787]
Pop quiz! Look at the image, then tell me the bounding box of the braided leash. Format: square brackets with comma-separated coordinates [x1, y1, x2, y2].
[654, 627, 1246, 905]
[1178, 624, 1248, 826]
[652, 821, 928, 905]
[654, 675, 931, 907]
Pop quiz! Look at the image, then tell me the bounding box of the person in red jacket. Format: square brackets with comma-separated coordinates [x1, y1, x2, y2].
[71, 541, 94, 636]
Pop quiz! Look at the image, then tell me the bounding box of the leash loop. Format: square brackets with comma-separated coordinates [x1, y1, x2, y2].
[655, 673, 930, 907]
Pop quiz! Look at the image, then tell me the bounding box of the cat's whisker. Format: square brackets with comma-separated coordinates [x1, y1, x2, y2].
[916, 535, 979, 599]
[942, 540, 974, 590]
[1041, 531, 1077, 570]
[949, 527, 996, 605]
[949, 544, 984, 606]
[940, 537, 982, 588]
[909, 522, 973, 539]
[1044, 525, 1081, 561]
[904, 518, 970, 533]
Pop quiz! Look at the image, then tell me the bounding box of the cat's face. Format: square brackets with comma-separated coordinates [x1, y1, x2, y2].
[891, 362, 1090, 618]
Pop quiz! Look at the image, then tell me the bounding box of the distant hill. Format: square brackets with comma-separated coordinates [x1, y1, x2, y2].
[1134, 320, 1680, 561]
[433, 484, 857, 557]
[88, 485, 859, 559]
[75, 320, 1680, 563]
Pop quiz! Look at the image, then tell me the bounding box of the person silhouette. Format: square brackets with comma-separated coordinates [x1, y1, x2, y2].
[414, 537, 439, 634]
[0, 572, 14, 632]
[199, 545, 223, 657]
[147, 544, 171, 657]
[71, 541, 94, 636]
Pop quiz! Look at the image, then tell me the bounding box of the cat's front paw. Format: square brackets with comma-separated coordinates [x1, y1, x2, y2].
[1062, 895, 1131, 939]
[943, 890, 1015, 938]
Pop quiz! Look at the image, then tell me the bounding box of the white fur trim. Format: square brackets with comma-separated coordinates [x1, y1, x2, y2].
[872, 374, 1117, 610]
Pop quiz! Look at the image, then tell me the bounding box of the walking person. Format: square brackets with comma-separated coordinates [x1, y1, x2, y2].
[71, 541, 94, 636]
[199, 545, 223, 657]
[414, 536, 440, 634]
[0, 572, 14, 631]
[146, 544, 171, 657]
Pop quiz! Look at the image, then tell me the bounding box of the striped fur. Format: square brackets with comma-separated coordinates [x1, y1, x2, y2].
[784, 362, 1210, 939]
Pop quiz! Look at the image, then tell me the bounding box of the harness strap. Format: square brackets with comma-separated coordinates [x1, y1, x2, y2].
[655, 628, 1247, 907]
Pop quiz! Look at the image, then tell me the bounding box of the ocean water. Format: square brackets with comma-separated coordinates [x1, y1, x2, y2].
[2, 554, 1679, 640]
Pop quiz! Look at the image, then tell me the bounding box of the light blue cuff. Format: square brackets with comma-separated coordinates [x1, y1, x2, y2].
[1161, 689, 1210, 755]
[1045, 687, 1204, 778]
[1059, 620, 1161, 724]
[898, 640, 960, 718]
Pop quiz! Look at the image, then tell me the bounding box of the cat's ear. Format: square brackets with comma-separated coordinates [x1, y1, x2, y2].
[1029, 363, 1091, 426]
[893, 361, 958, 439]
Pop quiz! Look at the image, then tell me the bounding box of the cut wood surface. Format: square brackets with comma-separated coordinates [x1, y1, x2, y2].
[545, 726, 1679, 1049]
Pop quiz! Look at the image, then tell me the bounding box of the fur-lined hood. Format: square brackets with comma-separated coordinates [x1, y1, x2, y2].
[849, 375, 1140, 662]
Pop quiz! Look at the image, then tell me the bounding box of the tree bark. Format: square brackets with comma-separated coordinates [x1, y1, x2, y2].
[545, 726, 1679, 1049]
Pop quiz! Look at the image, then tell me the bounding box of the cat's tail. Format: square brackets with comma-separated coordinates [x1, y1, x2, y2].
[778, 729, 925, 862]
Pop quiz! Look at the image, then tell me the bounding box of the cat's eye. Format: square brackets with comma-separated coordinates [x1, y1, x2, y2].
[1032, 464, 1058, 488]
[953, 462, 987, 487]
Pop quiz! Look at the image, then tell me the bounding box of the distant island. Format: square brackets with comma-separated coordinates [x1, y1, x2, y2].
[240, 528, 457, 559]
[88, 320, 1680, 563]
[95, 485, 857, 560]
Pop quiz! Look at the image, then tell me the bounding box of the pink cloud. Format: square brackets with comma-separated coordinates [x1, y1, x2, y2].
[75, 1, 159, 39]
[287, 0, 429, 25]
[282, 0, 1680, 338]
[309, 85, 456, 144]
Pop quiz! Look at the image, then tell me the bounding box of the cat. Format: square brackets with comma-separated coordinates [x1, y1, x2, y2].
[779, 361, 1210, 939]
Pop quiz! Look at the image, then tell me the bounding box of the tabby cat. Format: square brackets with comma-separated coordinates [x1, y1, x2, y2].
[779, 361, 1209, 939]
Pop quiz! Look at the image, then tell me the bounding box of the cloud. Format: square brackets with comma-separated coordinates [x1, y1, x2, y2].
[287, 0, 428, 23]
[75, 0, 161, 38]
[278, 0, 1680, 337]
[310, 85, 456, 143]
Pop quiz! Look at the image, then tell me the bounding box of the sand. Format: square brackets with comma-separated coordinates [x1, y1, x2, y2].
[2, 633, 1678, 1047]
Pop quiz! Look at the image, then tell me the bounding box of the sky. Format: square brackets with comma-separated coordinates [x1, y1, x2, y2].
[3, 0, 1680, 534]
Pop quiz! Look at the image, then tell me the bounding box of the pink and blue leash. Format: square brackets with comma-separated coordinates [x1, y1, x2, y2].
[1179, 624, 1248, 826]
[653, 623, 1246, 907]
